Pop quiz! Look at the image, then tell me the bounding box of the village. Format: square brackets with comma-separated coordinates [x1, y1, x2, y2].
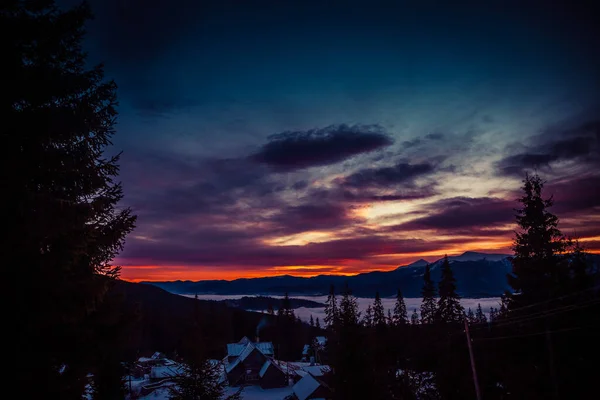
[126, 335, 332, 400]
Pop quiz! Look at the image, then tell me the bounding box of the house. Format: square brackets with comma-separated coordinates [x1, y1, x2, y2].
[225, 339, 286, 389]
[227, 337, 274, 363]
[293, 373, 332, 400]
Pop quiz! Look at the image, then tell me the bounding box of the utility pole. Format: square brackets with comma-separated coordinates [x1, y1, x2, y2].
[464, 318, 482, 400]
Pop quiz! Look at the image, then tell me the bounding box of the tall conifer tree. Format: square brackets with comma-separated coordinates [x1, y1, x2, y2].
[507, 174, 569, 309]
[475, 303, 487, 324]
[4, 1, 136, 396]
[436, 256, 464, 323]
[324, 284, 338, 329]
[420, 265, 437, 324]
[372, 291, 386, 327]
[392, 288, 409, 326]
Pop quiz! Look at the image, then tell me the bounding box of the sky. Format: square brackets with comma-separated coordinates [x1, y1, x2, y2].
[58, 0, 600, 281]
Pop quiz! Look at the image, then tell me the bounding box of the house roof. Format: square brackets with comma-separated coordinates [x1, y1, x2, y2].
[301, 365, 331, 377]
[227, 343, 246, 357]
[238, 336, 251, 344]
[293, 374, 321, 400]
[256, 342, 274, 355]
[227, 341, 274, 357]
[150, 365, 181, 379]
[226, 342, 267, 373]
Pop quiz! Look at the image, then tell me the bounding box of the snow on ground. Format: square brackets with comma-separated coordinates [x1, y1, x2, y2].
[225, 385, 293, 400]
[136, 385, 293, 400]
[185, 294, 502, 323]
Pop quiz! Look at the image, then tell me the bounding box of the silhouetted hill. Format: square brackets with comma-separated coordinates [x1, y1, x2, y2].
[109, 280, 270, 359]
[143, 252, 600, 298]
[145, 252, 513, 298]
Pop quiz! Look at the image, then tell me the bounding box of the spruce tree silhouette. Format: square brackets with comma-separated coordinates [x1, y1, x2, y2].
[3, 1, 136, 397]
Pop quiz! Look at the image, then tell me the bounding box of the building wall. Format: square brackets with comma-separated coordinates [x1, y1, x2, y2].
[259, 365, 287, 389]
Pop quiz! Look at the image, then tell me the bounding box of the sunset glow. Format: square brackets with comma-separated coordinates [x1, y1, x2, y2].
[92, 1, 599, 282]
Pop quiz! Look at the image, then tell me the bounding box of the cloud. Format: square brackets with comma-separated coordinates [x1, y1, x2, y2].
[548, 175, 600, 215]
[425, 132, 444, 140]
[251, 124, 394, 171]
[496, 119, 600, 177]
[341, 161, 437, 189]
[268, 202, 363, 235]
[392, 197, 515, 231]
[119, 234, 455, 268]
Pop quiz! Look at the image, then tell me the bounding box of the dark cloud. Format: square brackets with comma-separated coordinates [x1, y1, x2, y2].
[120, 234, 450, 268]
[251, 124, 394, 171]
[402, 138, 422, 148]
[425, 132, 444, 140]
[548, 175, 600, 215]
[342, 161, 436, 189]
[497, 119, 600, 177]
[268, 203, 363, 235]
[391, 197, 515, 231]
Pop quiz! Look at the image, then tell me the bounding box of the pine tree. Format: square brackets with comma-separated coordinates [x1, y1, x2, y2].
[475, 303, 487, 324]
[315, 317, 321, 329]
[392, 288, 409, 326]
[411, 309, 419, 325]
[331, 283, 371, 399]
[436, 256, 464, 323]
[420, 264, 437, 324]
[4, 1, 136, 396]
[372, 291, 386, 327]
[362, 304, 374, 327]
[339, 283, 361, 327]
[489, 307, 497, 323]
[466, 308, 475, 324]
[310, 315, 315, 327]
[169, 359, 242, 400]
[170, 289, 241, 399]
[507, 174, 569, 309]
[387, 309, 393, 326]
[324, 284, 338, 329]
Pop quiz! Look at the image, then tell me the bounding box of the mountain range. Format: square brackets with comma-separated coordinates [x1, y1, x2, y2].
[144, 251, 516, 298]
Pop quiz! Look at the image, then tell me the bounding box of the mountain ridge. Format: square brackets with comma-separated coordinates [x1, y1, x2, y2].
[143, 251, 516, 298]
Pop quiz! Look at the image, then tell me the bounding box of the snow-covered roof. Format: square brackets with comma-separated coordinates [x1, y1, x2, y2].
[255, 342, 274, 355]
[293, 374, 321, 400]
[295, 370, 308, 378]
[150, 365, 180, 379]
[227, 343, 246, 357]
[315, 336, 327, 345]
[301, 365, 330, 377]
[238, 336, 251, 344]
[151, 352, 164, 359]
[227, 341, 274, 357]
